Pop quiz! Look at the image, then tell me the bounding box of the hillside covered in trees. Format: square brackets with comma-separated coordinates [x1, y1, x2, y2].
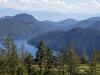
[0, 13, 100, 75]
[1, 0, 100, 75]
[28, 27, 100, 55]
[1, 13, 100, 39]
[0, 37, 100, 75]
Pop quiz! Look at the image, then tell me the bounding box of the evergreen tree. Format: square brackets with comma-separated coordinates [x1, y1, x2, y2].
[44, 48, 54, 75]
[95, 51, 100, 63]
[0, 54, 6, 75]
[35, 40, 46, 75]
[67, 44, 79, 75]
[19, 43, 27, 64]
[3, 37, 14, 54]
[3, 37, 19, 75]
[81, 48, 87, 64]
[16, 64, 28, 75]
[24, 52, 33, 75]
[58, 48, 66, 75]
[90, 48, 97, 75]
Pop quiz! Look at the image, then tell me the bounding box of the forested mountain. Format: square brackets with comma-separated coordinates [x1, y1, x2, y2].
[75, 17, 100, 27]
[0, 13, 78, 39]
[28, 27, 100, 54]
[0, 13, 40, 39]
[40, 18, 78, 31]
[0, 13, 100, 40]
[90, 21, 100, 29]
[0, 13, 100, 75]
[64, 17, 100, 30]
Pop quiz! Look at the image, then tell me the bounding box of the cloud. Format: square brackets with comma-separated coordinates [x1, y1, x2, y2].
[92, 0, 100, 7]
[0, 0, 8, 3]
[0, 0, 100, 14]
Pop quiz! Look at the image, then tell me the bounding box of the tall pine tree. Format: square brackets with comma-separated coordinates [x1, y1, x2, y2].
[58, 48, 66, 75]
[90, 48, 97, 75]
[3, 37, 19, 75]
[81, 48, 87, 64]
[24, 52, 33, 75]
[67, 44, 79, 75]
[35, 40, 46, 75]
[44, 48, 54, 75]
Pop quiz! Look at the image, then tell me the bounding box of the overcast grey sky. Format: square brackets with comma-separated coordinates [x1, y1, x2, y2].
[0, 0, 100, 21]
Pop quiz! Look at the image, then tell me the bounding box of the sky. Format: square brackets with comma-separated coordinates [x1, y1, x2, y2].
[0, 0, 100, 21]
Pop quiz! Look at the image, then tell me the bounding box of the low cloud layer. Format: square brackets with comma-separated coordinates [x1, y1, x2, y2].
[0, 0, 100, 14]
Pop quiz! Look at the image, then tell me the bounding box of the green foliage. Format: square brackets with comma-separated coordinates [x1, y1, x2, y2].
[35, 40, 46, 75]
[2, 37, 19, 75]
[95, 51, 100, 63]
[36, 40, 45, 64]
[16, 64, 28, 75]
[90, 48, 97, 75]
[24, 52, 34, 75]
[44, 48, 54, 75]
[0, 38, 99, 75]
[81, 49, 87, 64]
[58, 48, 66, 75]
[67, 44, 79, 75]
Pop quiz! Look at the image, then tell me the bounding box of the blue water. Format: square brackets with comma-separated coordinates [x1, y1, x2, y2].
[0, 39, 37, 55]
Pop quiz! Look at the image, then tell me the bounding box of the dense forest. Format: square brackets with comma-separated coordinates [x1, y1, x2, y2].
[0, 37, 100, 75]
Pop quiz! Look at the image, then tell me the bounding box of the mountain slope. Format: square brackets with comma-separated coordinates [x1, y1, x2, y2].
[28, 27, 100, 53]
[40, 18, 78, 31]
[75, 17, 100, 27]
[0, 13, 78, 39]
[0, 13, 100, 39]
[66, 17, 100, 30]
[90, 21, 100, 29]
[0, 13, 51, 39]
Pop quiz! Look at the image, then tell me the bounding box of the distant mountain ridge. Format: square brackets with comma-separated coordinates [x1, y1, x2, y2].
[64, 17, 100, 31]
[13, 13, 38, 23]
[28, 27, 100, 54]
[0, 13, 78, 39]
[90, 21, 100, 30]
[0, 13, 100, 39]
[75, 17, 100, 27]
[0, 13, 40, 39]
